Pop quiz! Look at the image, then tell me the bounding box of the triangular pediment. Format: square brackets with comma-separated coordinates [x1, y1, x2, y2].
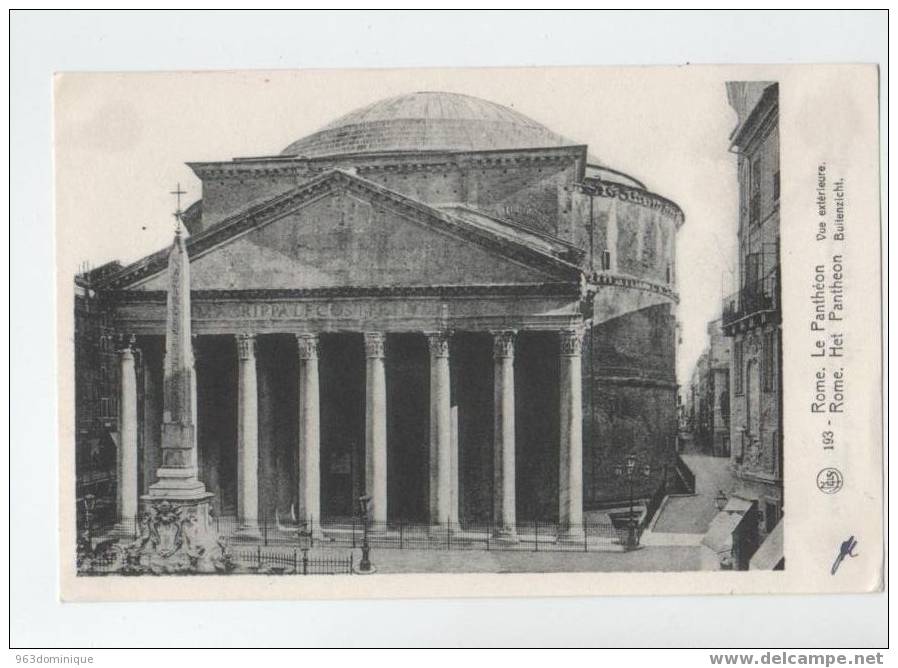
[108, 170, 581, 292]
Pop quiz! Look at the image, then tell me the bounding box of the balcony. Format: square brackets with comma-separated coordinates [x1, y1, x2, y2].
[722, 269, 780, 330]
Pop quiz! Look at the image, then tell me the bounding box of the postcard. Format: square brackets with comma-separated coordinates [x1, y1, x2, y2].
[55, 65, 882, 601]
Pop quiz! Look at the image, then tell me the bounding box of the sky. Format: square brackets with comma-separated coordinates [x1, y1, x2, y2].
[55, 67, 741, 384]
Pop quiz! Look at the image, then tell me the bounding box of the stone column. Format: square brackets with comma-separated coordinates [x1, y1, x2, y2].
[492, 330, 517, 540]
[116, 339, 139, 532]
[236, 333, 260, 535]
[191, 335, 201, 480]
[296, 333, 321, 535]
[558, 327, 585, 540]
[364, 332, 388, 525]
[450, 404, 460, 525]
[426, 332, 452, 527]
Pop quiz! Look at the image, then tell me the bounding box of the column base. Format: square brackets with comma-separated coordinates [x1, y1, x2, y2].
[492, 528, 519, 544]
[557, 527, 586, 543]
[365, 522, 388, 536]
[235, 522, 261, 540]
[428, 523, 457, 538]
[367, 517, 389, 534]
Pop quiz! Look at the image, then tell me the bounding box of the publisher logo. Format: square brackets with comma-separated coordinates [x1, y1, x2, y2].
[817, 467, 843, 494]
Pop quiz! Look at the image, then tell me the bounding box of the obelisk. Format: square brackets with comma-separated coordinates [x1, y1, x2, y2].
[142, 227, 216, 542]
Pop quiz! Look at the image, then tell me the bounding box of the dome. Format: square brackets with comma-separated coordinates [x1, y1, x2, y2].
[280, 91, 580, 158]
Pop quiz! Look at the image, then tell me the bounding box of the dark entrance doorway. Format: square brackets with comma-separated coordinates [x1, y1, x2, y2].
[319, 333, 366, 520]
[515, 331, 560, 522]
[386, 333, 429, 523]
[257, 334, 298, 524]
[452, 332, 494, 525]
[196, 335, 238, 516]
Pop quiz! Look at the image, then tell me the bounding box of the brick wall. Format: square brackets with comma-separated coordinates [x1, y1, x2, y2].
[583, 303, 678, 505]
[568, 188, 679, 285]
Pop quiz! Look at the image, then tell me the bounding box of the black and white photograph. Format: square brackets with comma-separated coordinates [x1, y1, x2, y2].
[9, 8, 887, 652]
[57, 68, 865, 585]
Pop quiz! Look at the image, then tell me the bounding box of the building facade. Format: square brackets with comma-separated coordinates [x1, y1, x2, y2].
[74, 92, 683, 533]
[721, 82, 783, 567]
[74, 262, 130, 526]
[685, 318, 731, 457]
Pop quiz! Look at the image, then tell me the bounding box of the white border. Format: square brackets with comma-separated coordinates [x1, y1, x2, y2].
[10, 9, 888, 648]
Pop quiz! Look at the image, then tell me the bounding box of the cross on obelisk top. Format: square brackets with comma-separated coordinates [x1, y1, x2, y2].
[170, 182, 187, 232]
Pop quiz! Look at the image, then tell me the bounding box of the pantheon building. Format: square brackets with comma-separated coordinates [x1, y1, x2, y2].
[74, 92, 683, 535]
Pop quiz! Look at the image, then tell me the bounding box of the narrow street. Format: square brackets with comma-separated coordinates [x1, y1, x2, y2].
[646, 453, 736, 537]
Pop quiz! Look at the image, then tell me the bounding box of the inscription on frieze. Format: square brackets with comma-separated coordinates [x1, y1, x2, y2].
[192, 300, 442, 321]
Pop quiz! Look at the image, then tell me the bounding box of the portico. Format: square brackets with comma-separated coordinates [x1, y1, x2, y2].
[115, 285, 588, 535]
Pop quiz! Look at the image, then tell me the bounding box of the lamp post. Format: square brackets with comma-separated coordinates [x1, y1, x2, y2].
[357, 494, 373, 573]
[82, 493, 96, 550]
[614, 455, 651, 551]
[713, 489, 732, 570]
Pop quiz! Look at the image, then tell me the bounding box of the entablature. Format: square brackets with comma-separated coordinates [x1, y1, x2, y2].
[106, 285, 586, 336]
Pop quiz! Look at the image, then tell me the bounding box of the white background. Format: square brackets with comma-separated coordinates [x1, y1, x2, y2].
[9, 9, 887, 648]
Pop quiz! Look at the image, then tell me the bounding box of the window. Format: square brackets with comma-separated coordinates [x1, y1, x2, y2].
[720, 384, 730, 426]
[749, 194, 760, 225]
[750, 157, 762, 225]
[762, 331, 776, 392]
[773, 170, 780, 202]
[601, 249, 611, 271]
[745, 252, 761, 287]
[734, 340, 744, 395]
[666, 262, 672, 284]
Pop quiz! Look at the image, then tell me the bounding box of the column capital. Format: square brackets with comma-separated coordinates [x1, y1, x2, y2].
[295, 333, 319, 360]
[559, 327, 585, 357]
[491, 330, 517, 359]
[116, 334, 137, 356]
[425, 331, 451, 358]
[236, 332, 257, 360]
[364, 331, 386, 359]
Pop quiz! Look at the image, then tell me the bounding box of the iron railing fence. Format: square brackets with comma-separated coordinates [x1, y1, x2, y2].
[674, 454, 696, 494]
[77, 545, 353, 575]
[320, 518, 624, 552]
[96, 515, 631, 553]
[722, 269, 780, 327]
[77, 549, 120, 575]
[229, 546, 353, 575]
[643, 477, 669, 527]
[595, 366, 677, 383]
